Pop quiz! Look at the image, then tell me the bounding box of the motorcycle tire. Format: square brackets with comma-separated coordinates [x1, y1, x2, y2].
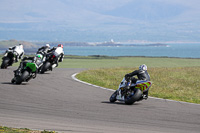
[15, 76, 22, 84]
[16, 71, 29, 84]
[1, 57, 10, 69]
[109, 90, 117, 103]
[40, 62, 51, 74]
[11, 78, 16, 84]
[125, 89, 142, 105]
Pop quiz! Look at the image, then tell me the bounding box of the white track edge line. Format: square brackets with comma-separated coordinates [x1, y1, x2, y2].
[71, 73, 199, 106]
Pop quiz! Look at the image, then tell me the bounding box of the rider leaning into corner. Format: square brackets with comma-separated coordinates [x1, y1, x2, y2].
[125, 64, 150, 99]
[14, 54, 44, 78]
[48, 44, 64, 67]
[4, 44, 24, 62]
[37, 44, 51, 56]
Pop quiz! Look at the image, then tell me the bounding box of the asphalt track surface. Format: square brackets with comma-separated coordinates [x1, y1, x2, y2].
[0, 67, 200, 133]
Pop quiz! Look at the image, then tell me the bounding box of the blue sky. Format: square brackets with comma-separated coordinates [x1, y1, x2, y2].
[0, 0, 200, 42]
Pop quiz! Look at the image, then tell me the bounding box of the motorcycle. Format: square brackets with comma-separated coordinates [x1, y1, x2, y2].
[11, 61, 37, 84]
[39, 53, 58, 74]
[35, 51, 46, 72]
[109, 77, 152, 105]
[1, 51, 16, 69]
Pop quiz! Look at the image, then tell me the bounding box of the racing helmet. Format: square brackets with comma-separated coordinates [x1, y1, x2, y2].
[46, 44, 50, 48]
[34, 54, 43, 65]
[19, 44, 23, 48]
[58, 44, 63, 48]
[36, 54, 43, 60]
[139, 64, 147, 71]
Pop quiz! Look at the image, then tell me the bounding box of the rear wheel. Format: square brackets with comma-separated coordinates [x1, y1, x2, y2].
[1, 57, 10, 69]
[109, 90, 117, 103]
[125, 89, 142, 105]
[40, 62, 51, 74]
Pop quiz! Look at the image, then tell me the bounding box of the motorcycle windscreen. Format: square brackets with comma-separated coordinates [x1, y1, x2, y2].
[135, 81, 152, 91]
[25, 63, 37, 72]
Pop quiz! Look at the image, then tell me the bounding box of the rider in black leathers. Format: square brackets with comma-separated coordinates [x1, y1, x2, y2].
[125, 64, 150, 99]
[37, 44, 51, 57]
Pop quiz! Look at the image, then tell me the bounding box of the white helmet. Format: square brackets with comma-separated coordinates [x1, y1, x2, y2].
[46, 44, 50, 48]
[19, 44, 23, 48]
[139, 64, 147, 71]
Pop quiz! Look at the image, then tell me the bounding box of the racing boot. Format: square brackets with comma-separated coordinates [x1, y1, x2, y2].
[143, 94, 148, 100]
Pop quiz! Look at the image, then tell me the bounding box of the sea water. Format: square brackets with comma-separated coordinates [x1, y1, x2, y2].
[0, 43, 199, 58]
[63, 43, 200, 58]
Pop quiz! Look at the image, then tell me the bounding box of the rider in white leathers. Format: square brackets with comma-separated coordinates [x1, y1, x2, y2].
[48, 44, 64, 66]
[4, 44, 24, 62]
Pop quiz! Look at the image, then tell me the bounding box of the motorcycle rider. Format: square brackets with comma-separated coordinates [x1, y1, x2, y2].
[125, 64, 150, 99]
[4, 44, 24, 62]
[15, 54, 44, 75]
[12, 54, 43, 83]
[37, 44, 51, 55]
[48, 44, 64, 67]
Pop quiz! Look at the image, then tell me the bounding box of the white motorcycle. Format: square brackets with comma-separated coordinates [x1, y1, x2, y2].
[109, 77, 152, 105]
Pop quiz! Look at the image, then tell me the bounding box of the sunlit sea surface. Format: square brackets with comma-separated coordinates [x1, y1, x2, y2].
[63, 43, 200, 58]
[0, 43, 199, 58]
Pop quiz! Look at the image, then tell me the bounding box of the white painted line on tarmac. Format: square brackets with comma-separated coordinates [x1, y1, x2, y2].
[72, 73, 200, 106]
[71, 73, 115, 92]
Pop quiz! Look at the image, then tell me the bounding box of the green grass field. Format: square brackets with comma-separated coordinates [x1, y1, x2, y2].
[76, 67, 200, 104]
[60, 56, 200, 68]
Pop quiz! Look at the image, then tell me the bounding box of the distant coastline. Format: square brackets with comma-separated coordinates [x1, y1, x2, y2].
[0, 39, 170, 50]
[1, 40, 200, 57]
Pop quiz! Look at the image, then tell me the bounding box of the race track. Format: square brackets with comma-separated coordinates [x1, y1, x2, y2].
[0, 67, 200, 133]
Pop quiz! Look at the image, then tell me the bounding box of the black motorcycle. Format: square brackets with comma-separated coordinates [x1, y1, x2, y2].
[39, 53, 58, 74]
[1, 51, 16, 69]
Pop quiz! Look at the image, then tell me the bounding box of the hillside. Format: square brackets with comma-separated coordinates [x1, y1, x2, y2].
[0, 1, 200, 42]
[0, 40, 38, 50]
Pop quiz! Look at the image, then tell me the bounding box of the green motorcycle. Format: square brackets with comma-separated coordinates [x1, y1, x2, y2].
[11, 62, 37, 84]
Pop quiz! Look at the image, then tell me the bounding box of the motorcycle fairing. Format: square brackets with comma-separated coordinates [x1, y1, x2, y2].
[116, 78, 152, 101]
[25, 63, 37, 72]
[135, 81, 152, 92]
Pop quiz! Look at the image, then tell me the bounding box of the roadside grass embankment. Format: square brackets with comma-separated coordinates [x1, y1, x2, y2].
[76, 67, 200, 104]
[0, 126, 55, 133]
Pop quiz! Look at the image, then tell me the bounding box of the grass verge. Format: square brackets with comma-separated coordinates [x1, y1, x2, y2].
[59, 56, 200, 68]
[76, 67, 200, 104]
[0, 126, 55, 133]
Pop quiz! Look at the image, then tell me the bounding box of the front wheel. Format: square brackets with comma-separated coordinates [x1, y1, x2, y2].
[109, 90, 117, 103]
[15, 76, 22, 84]
[15, 71, 29, 84]
[1, 57, 10, 69]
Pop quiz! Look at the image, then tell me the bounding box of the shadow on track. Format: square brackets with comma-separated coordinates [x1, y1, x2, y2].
[1, 82, 29, 85]
[101, 101, 141, 106]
